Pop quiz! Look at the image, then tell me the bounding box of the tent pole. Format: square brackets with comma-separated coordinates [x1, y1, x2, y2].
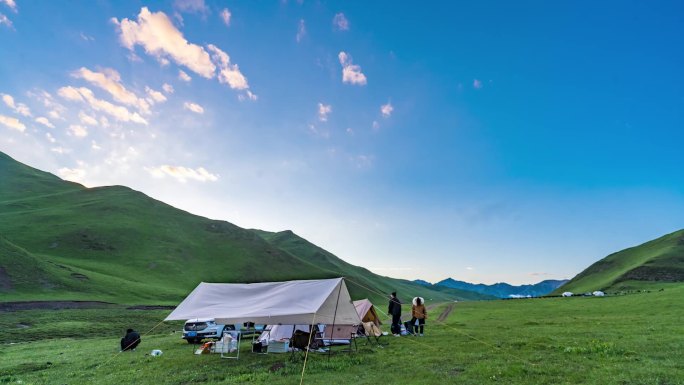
[328, 278, 344, 360]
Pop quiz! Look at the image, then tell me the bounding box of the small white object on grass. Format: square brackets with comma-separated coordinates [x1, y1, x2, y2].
[151, 349, 163, 356]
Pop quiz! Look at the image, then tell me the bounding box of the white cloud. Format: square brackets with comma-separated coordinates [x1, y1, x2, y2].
[237, 90, 258, 102]
[332, 13, 349, 31]
[174, 0, 209, 15]
[220, 8, 231, 26]
[183, 101, 204, 114]
[1, 93, 31, 116]
[29, 90, 67, 119]
[91, 140, 101, 150]
[0, 0, 17, 12]
[146, 165, 218, 183]
[80, 32, 95, 41]
[35, 116, 55, 128]
[113, 7, 216, 78]
[99, 116, 110, 128]
[473, 79, 482, 89]
[51, 146, 70, 155]
[71, 67, 151, 114]
[338, 51, 367, 86]
[0, 114, 25, 131]
[381, 102, 393, 118]
[57, 86, 84, 101]
[317, 103, 332, 122]
[58, 86, 148, 125]
[68, 124, 88, 137]
[178, 70, 192, 82]
[145, 86, 167, 103]
[0, 13, 12, 29]
[58, 167, 86, 182]
[372, 120, 379, 130]
[296, 19, 306, 43]
[206, 44, 251, 91]
[162, 83, 175, 94]
[45, 132, 56, 143]
[49, 110, 62, 120]
[78, 111, 98, 126]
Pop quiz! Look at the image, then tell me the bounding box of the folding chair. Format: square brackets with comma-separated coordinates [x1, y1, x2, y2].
[360, 321, 388, 348]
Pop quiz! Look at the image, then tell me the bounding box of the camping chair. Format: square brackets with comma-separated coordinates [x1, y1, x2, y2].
[360, 321, 388, 348]
[315, 324, 358, 354]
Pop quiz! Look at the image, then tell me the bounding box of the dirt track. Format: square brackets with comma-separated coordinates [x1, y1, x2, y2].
[436, 303, 456, 322]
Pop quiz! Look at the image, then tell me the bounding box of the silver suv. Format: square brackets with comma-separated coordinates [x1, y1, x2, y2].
[182, 318, 234, 344]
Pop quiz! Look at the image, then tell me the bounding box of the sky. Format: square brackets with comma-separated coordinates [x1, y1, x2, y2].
[1, 0, 683, 285]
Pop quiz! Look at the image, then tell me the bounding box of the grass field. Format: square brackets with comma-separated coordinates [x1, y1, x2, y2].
[2, 285, 682, 385]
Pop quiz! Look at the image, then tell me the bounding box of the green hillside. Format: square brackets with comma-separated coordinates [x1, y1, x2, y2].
[254, 229, 494, 304]
[556, 229, 684, 294]
[0, 151, 486, 304]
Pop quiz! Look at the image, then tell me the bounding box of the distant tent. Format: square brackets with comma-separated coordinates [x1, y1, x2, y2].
[562, 292, 573, 297]
[165, 278, 361, 326]
[353, 299, 382, 327]
[592, 291, 605, 297]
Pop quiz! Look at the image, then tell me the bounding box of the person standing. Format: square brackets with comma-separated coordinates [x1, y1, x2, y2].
[388, 291, 402, 336]
[410, 297, 427, 336]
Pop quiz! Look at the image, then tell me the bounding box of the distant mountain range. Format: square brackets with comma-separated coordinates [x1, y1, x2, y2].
[415, 278, 569, 298]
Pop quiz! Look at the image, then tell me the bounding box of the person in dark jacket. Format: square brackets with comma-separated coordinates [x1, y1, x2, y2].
[120, 328, 141, 351]
[388, 292, 402, 336]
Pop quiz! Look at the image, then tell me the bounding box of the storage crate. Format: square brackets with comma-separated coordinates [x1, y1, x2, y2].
[267, 340, 289, 353]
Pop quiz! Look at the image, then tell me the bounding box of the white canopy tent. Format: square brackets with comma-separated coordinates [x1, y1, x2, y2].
[165, 278, 361, 326]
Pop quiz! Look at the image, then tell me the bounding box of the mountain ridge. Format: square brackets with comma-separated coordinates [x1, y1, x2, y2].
[416, 278, 568, 298]
[0, 151, 490, 305]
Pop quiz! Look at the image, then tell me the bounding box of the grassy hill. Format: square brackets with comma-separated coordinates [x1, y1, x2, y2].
[556, 229, 684, 294]
[0, 151, 486, 304]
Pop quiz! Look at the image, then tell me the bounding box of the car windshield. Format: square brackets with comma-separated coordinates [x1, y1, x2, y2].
[184, 322, 208, 331]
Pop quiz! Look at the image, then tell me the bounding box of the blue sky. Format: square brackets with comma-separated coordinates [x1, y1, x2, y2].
[1, 0, 683, 285]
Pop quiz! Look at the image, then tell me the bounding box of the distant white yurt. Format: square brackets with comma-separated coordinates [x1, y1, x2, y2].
[562, 292, 573, 297]
[592, 291, 605, 297]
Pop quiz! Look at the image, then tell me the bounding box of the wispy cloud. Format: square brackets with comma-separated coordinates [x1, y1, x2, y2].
[206, 45, 251, 91]
[1, 93, 31, 116]
[338, 51, 367, 86]
[0, 13, 13, 28]
[380, 102, 393, 118]
[78, 111, 98, 126]
[317, 103, 332, 122]
[67, 124, 88, 138]
[145, 86, 167, 103]
[113, 7, 216, 78]
[296, 19, 306, 43]
[35, 116, 55, 128]
[174, 0, 209, 15]
[146, 165, 219, 183]
[0, 0, 17, 12]
[0, 114, 25, 131]
[58, 86, 148, 125]
[178, 70, 192, 82]
[162, 83, 174, 94]
[332, 13, 349, 31]
[71, 67, 151, 114]
[183, 101, 204, 114]
[80, 32, 95, 42]
[473, 79, 482, 89]
[220, 8, 231, 27]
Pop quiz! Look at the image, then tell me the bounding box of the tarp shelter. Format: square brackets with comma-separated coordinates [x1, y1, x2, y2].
[353, 299, 382, 327]
[165, 278, 361, 326]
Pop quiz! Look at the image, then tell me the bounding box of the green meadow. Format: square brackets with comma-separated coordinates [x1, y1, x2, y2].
[2, 285, 682, 385]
